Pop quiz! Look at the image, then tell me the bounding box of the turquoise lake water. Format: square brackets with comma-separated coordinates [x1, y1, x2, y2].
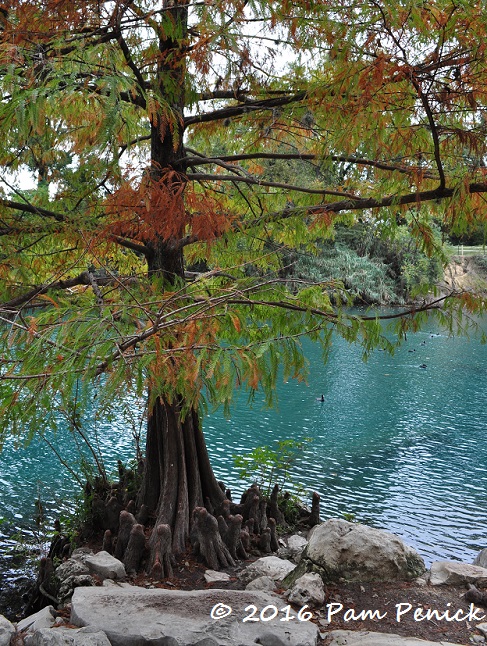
[1, 317, 486, 609]
[206, 322, 487, 566]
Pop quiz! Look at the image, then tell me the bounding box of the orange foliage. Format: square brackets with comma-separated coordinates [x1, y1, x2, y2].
[105, 168, 188, 243]
[2, 0, 103, 43]
[105, 168, 234, 245]
[185, 187, 233, 242]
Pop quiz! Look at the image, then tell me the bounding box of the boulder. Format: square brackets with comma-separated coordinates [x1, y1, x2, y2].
[18, 606, 56, 633]
[24, 626, 111, 645]
[55, 560, 90, 583]
[277, 534, 308, 563]
[0, 614, 15, 646]
[58, 575, 96, 604]
[284, 519, 425, 586]
[204, 570, 231, 584]
[70, 586, 318, 646]
[287, 573, 325, 607]
[68, 549, 95, 567]
[327, 629, 465, 646]
[429, 560, 487, 586]
[85, 551, 126, 580]
[474, 548, 487, 569]
[238, 556, 296, 585]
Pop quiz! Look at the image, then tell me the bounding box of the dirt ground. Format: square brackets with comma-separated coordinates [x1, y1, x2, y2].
[317, 580, 481, 645]
[124, 550, 483, 645]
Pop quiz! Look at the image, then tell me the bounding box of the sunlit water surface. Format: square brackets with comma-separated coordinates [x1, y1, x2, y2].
[1, 319, 487, 615]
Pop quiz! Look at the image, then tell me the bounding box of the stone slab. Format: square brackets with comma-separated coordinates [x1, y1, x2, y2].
[327, 629, 466, 646]
[0, 614, 15, 646]
[84, 551, 126, 580]
[71, 586, 318, 646]
[429, 561, 487, 586]
[238, 556, 296, 584]
[204, 570, 231, 584]
[24, 626, 111, 646]
[18, 606, 56, 633]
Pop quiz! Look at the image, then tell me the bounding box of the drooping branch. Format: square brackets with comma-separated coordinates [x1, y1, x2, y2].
[410, 73, 446, 189]
[114, 29, 147, 95]
[89, 281, 457, 380]
[1, 271, 138, 311]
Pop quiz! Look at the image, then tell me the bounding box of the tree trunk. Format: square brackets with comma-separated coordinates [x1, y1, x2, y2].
[135, 0, 226, 556]
[137, 397, 226, 554]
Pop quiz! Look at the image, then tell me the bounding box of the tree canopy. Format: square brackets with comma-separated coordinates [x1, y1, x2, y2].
[0, 0, 486, 555]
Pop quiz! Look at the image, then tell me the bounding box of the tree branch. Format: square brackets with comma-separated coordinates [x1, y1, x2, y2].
[181, 152, 439, 180]
[115, 29, 147, 95]
[1, 272, 93, 310]
[111, 234, 150, 257]
[410, 72, 446, 189]
[238, 183, 487, 229]
[184, 93, 306, 126]
[0, 198, 65, 222]
[187, 173, 358, 198]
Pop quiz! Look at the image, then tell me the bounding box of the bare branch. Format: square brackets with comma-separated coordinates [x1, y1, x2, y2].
[181, 152, 439, 180]
[184, 93, 306, 126]
[187, 173, 358, 198]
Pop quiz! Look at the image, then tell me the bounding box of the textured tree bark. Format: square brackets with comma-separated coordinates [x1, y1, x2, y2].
[114, 510, 136, 561]
[191, 507, 235, 570]
[148, 524, 175, 579]
[139, 396, 226, 554]
[307, 492, 321, 527]
[123, 524, 147, 575]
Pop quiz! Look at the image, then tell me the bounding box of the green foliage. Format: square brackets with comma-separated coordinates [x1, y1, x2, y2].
[275, 221, 446, 305]
[233, 438, 312, 497]
[342, 512, 356, 522]
[282, 243, 399, 304]
[0, 0, 486, 479]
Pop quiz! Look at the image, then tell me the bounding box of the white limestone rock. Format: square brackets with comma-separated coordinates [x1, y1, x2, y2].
[70, 586, 318, 646]
[70, 548, 94, 561]
[238, 556, 296, 585]
[17, 606, 56, 633]
[429, 560, 487, 586]
[0, 614, 15, 646]
[328, 629, 465, 646]
[24, 626, 111, 646]
[204, 570, 231, 584]
[286, 519, 425, 585]
[277, 534, 308, 563]
[287, 572, 325, 607]
[56, 559, 90, 583]
[102, 580, 132, 588]
[474, 548, 487, 569]
[477, 622, 487, 638]
[85, 551, 126, 580]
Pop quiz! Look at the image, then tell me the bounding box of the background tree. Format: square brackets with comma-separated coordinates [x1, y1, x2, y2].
[1, 1, 486, 560]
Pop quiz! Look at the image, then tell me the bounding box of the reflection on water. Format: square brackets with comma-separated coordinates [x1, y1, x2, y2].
[0, 319, 486, 611]
[206, 324, 487, 566]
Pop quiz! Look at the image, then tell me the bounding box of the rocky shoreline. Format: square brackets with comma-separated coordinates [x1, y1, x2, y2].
[2, 519, 487, 646]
